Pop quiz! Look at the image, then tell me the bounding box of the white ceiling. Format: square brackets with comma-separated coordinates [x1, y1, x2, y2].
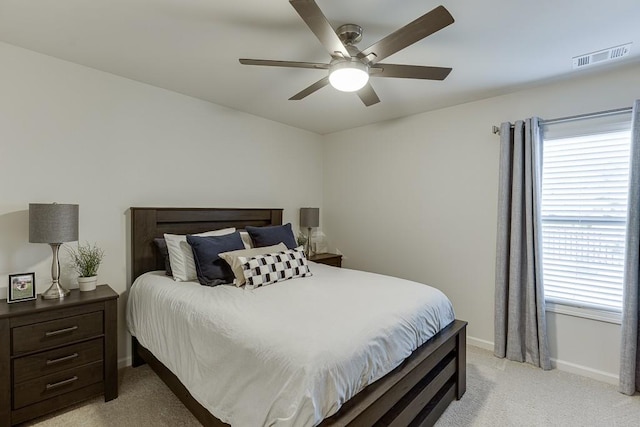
[1, 0, 639, 134]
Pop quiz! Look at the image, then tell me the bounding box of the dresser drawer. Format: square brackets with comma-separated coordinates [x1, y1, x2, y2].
[13, 338, 103, 384]
[12, 312, 103, 355]
[13, 360, 103, 409]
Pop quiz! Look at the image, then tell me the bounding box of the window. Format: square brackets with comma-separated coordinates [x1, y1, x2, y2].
[540, 113, 632, 313]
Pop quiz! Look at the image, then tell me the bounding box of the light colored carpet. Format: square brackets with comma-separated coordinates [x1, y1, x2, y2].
[28, 346, 640, 426]
[436, 346, 640, 427]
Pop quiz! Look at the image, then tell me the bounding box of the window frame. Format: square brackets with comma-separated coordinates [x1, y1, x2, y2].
[545, 302, 621, 325]
[539, 114, 632, 320]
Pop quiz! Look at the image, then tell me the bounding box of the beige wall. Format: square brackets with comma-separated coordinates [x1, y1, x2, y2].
[323, 62, 640, 382]
[0, 42, 324, 365]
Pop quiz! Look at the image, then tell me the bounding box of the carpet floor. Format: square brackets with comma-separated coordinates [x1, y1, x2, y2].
[435, 346, 640, 427]
[27, 346, 640, 426]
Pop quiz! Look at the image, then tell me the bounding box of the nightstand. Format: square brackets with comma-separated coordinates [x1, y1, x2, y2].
[0, 285, 118, 426]
[309, 253, 342, 267]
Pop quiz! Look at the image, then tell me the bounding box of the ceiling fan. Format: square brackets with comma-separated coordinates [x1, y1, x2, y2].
[239, 0, 454, 106]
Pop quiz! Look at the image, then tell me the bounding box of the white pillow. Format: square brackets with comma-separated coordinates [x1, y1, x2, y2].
[219, 243, 287, 287]
[164, 228, 235, 282]
[240, 231, 252, 249]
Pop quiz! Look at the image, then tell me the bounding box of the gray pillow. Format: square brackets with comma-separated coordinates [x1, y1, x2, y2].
[153, 238, 172, 276]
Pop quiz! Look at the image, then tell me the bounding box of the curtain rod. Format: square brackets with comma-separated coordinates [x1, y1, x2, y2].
[491, 106, 633, 135]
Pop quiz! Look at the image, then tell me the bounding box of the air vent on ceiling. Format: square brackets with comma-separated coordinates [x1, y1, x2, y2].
[572, 43, 632, 69]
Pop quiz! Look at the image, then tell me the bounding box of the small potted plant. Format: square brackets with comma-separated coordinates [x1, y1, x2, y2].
[296, 232, 308, 248]
[297, 233, 309, 255]
[68, 242, 104, 292]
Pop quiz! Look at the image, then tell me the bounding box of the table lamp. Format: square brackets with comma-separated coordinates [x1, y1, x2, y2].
[300, 207, 319, 257]
[29, 203, 79, 299]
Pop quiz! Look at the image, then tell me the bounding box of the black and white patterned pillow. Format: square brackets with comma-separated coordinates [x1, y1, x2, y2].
[239, 246, 312, 290]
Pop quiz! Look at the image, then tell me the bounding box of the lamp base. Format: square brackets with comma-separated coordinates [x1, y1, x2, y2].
[306, 227, 313, 258]
[40, 242, 71, 300]
[40, 282, 71, 300]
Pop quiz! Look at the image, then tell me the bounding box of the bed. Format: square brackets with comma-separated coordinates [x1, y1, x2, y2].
[128, 207, 467, 426]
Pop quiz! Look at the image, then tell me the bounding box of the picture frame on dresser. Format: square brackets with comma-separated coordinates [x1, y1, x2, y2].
[8, 273, 36, 303]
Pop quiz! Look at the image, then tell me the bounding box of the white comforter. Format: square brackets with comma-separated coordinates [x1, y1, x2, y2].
[127, 262, 455, 427]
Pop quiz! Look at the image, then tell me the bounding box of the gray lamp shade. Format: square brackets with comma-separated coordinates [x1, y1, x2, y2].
[300, 207, 320, 228]
[29, 203, 79, 243]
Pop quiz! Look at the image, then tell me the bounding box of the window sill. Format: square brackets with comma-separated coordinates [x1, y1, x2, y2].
[545, 302, 621, 325]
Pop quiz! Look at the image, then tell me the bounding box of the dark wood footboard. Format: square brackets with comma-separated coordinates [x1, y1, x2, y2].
[131, 320, 466, 427]
[319, 319, 466, 427]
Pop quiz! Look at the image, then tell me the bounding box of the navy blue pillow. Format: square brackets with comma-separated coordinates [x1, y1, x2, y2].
[246, 223, 297, 249]
[187, 232, 245, 286]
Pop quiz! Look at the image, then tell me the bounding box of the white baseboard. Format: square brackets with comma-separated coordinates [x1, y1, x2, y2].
[467, 336, 494, 351]
[550, 358, 618, 385]
[118, 356, 132, 370]
[467, 335, 618, 385]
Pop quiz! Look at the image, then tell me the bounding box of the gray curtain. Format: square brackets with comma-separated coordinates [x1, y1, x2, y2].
[620, 99, 640, 395]
[494, 118, 551, 370]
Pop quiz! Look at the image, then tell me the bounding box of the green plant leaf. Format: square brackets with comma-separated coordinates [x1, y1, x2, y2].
[67, 242, 104, 277]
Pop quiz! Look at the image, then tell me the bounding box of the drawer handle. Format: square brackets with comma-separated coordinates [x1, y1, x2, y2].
[45, 376, 78, 390]
[44, 326, 78, 337]
[46, 352, 79, 365]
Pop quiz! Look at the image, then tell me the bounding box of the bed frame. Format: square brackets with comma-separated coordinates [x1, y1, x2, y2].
[129, 207, 467, 427]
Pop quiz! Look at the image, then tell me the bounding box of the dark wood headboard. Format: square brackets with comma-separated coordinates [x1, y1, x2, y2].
[130, 207, 283, 283]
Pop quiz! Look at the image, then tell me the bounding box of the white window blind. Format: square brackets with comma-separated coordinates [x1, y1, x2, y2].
[540, 122, 631, 312]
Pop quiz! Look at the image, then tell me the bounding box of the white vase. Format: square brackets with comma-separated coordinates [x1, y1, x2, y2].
[77, 276, 97, 292]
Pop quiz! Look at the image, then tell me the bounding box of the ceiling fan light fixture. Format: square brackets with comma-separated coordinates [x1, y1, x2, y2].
[328, 61, 369, 92]
[239, 3, 454, 105]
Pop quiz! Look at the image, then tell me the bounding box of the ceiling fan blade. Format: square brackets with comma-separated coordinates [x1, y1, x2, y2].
[357, 83, 380, 107]
[289, 0, 351, 58]
[358, 5, 454, 65]
[289, 76, 330, 100]
[240, 59, 329, 70]
[370, 64, 452, 80]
